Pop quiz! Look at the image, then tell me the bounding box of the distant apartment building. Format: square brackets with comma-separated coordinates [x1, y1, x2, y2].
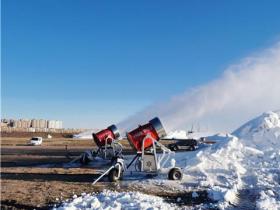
[1, 118, 63, 129]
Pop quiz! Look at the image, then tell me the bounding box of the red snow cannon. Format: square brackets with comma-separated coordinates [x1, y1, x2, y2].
[126, 117, 167, 152]
[92, 125, 120, 147]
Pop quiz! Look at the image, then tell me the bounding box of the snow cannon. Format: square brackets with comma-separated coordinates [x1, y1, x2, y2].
[126, 117, 166, 152]
[92, 125, 120, 147]
[76, 125, 123, 165]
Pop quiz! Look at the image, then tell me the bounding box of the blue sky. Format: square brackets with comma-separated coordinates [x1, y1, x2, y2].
[2, 0, 280, 128]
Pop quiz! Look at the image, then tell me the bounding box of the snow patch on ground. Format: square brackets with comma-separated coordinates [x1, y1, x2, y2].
[54, 190, 176, 210]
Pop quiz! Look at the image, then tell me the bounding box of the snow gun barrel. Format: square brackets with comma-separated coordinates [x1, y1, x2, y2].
[92, 125, 120, 147]
[126, 117, 167, 152]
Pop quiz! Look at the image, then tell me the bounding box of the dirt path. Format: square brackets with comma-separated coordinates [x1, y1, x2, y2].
[1, 170, 209, 209]
[1, 161, 121, 209]
[1, 179, 108, 209]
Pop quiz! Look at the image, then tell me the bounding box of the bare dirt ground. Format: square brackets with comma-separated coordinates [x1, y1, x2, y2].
[1, 136, 209, 209]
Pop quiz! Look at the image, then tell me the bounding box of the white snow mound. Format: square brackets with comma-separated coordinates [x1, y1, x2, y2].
[54, 190, 175, 210]
[182, 111, 280, 209]
[233, 110, 280, 139]
[165, 130, 188, 139]
[165, 130, 216, 140]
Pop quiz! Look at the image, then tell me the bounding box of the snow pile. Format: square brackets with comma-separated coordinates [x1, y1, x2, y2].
[183, 111, 280, 209]
[164, 130, 216, 140]
[73, 130, 97, 139]
[165, 130, 188, 139]
[183, 135, 245, 200]
[233, 110, 280, 149]
[54, 190, 175, 210]
[234, 111, 280, 137]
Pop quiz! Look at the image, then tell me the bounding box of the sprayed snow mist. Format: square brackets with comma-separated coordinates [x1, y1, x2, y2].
[117, 43, 280, 133]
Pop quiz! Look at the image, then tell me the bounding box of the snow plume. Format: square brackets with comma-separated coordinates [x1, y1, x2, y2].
[118, 43, 280, 133]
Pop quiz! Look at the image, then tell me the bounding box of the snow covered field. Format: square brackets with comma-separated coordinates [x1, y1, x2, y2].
[57, 111, 280, 210]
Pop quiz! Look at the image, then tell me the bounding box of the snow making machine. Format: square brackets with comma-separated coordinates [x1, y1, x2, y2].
[92, 117, 183, 184]
[76, 125, 123, 164]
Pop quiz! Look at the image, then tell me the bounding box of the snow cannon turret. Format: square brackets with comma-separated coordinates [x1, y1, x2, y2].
[71, 125, 122, 165]
[126, 117, 166, 152]
[92, 125, 120, 147]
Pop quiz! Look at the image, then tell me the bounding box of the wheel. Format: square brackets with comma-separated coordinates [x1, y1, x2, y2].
[169, 144, 178, 151]
[80, 156, 90, 164]
[189, 146, 195, 151]
[168, 167, 183, 180]
[80, 152, 91, 165]
[92, 150, 98, 157]
[108, 168, 121, 182]
[172, 145, 179, 151]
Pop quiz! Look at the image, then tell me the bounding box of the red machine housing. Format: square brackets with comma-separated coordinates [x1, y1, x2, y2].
[92, 125, 120, 147]
[126, 117, 167, 152]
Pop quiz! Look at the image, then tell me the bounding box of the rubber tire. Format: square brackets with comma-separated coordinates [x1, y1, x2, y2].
[189, 146, 195, 151]
[108, 168, 120, 182]
[80, 153, 90, 165]
[168, 168, 183, 180]
[173, 145, 179, 151]
[168, 145, 173, 151]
